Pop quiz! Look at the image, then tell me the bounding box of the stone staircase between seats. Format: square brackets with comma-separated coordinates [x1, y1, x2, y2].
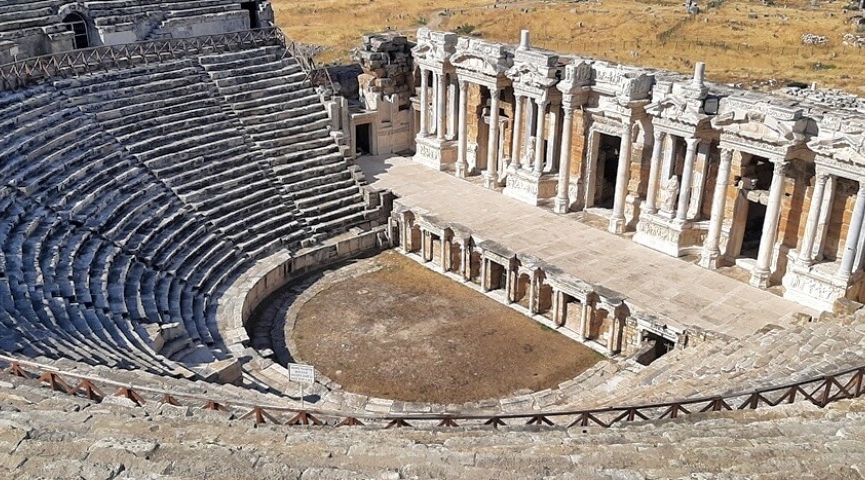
[200, 46, 372, 245]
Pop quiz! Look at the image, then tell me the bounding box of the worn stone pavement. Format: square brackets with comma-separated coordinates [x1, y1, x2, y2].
[358, 156, 815, 339]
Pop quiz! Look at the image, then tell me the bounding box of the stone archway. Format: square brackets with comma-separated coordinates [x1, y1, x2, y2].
[62, 12, 91, 49]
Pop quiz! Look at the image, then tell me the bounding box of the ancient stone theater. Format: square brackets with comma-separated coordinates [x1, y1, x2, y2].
[2, 1, 865, 478]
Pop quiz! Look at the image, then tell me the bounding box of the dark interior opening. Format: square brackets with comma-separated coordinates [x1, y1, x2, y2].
[741, 201, 767, 259]
[63, 13, 89, 49]
[241, 1, 261, 29]
[636, 332, 676, 366]
[356, 123, 371, 155]
[596, 133, 621, 209]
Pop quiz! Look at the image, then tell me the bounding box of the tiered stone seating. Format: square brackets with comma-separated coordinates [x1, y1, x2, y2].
[0, 86, 230, 375]
[566, 314, 865, 409]
[1, 368, 864, 479]
[57, 60, 308, 259]
[0, 42, 376, 386]
[84, 0, 247, 41]
[0, 0, 64, 42]
[200, 47, 371, 244]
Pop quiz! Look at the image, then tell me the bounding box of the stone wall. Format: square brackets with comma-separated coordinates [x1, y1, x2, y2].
[352, 33, 415, 155]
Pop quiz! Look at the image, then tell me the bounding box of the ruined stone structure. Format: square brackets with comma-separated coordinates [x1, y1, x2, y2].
[4, 4, 865, 475]
[0, 0, 273, 64]
[391, 27, 865, 313]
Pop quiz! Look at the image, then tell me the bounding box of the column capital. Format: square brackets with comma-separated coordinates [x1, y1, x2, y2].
[562, 107, 575, 119]
[719, 147, 734, 161]
[458, 79, 468, 91]
[772, 159, 789, 175]
[814, 171, 831, 184]
[685, 137, 701, 150]
[652, 129, 664, 142]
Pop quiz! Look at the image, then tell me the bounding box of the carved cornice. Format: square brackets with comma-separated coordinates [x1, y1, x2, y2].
[411, 28, 457, 69]
[449, 35, 512, 82]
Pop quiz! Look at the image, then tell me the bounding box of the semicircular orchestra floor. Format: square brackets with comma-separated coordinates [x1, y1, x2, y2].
[290, 251, 602, 404]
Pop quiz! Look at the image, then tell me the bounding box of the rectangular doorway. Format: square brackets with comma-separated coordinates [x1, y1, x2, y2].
[594, 133, 621, 209]
[356, 123, 372, 155]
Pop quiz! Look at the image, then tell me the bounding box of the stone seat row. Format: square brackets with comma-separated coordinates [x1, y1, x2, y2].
[0, 99, 236, 375]
[567, 313, 865, 410]
[0, 44, 373, 379]
[0, 92, 244, 305]
[202, 47, 371, 239]
[62, 58, 310, 260]
[0, 203, 173, 373]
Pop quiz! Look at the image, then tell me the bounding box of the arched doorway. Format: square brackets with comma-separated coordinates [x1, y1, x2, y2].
[63, 13, 90, 49]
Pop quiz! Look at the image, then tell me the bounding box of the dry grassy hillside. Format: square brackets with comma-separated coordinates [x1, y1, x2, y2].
[273, 0, 865, 92]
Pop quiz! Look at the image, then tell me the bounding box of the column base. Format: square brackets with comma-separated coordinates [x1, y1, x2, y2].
[455, 160, 468, 178]
[414, 135, 458, 171]
[749, 268, 771, 289]
[608, 216, 626, 235]
[483, 171, 498, 189]
[502, 168, 558, 206]
[698, 249, 722, 269]
[553, 195, 570, 214]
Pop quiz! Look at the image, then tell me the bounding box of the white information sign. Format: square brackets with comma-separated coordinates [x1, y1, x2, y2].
[289, 363, 315, 385]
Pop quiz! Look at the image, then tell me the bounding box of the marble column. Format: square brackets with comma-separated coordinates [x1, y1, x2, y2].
[456, 80, 469, 178]
[447, 76, 458, 141]
[419, 68, 429, 137]
[676, 137, 700, 221]
[545, 101, 560, 173]
[700, 147, 734, 269]
[533, 100, 548, 174]
[524, 100, 537, 172]
[796, 172, 830, 266]
[511, 95, 524, 169]
[814, 176, 836, 261]
[750, 160, 788, 288]
[554, 106, 575, 214]
[484, 86, 500, 189]
[579, 301, 591, 339]
[609, 119, 633, 234]
[645, 130, 665, 214]
[436, 72, 447, 141]
[584, 130, 599, 207]
[838, 181, 865, 279]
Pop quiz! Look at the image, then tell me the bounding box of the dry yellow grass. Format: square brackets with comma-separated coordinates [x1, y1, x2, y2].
[273, 0, 865, 92]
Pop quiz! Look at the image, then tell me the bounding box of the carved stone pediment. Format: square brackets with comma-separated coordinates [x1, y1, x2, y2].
[711, 99, 806, 146]
[808, 131, 865, 165]
[592, 63, 654, 102]
[505, 62, 558, 89]
[646, 96, 707, 127]
[450, 37, 512, 79]
[411, 28, 456, 67]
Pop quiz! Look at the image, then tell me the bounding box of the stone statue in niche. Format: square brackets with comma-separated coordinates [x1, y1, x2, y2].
[661, 176, 680, 214]
[523, 136, 537, 168]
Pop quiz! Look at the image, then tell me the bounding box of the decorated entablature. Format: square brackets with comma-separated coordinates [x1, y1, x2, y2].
[411, 28, 458, 71]
[448, 35, 513, 88]
[808, 113, 865, 178]
[710, 93, 808, 158]
[645, 64, 713, 137]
